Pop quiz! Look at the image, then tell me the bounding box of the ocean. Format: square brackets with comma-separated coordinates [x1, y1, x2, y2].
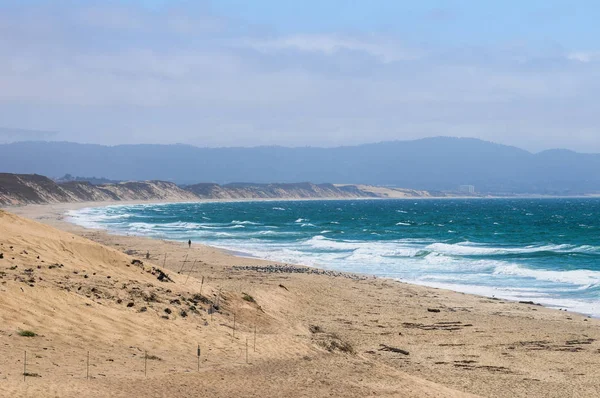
[67, 198, 600, 316]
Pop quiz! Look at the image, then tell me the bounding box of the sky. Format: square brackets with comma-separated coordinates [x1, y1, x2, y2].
[0, 0, 599, 152]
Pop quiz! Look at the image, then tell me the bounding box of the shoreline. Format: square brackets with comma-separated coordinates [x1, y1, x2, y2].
[61, 198, 599, 319]
[4, 200, 600, 397]
[12, 198, 599, 319]
[4, 193, 600, 214]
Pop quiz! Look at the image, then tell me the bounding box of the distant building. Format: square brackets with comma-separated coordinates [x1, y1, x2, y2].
[459, 185, 475, 194]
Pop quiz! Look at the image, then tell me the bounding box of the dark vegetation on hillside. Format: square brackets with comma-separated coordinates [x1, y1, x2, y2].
[1, 138, 599, 194]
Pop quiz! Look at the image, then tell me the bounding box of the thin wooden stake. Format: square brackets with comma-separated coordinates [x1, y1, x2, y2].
[197, 345, 201, 372]
[254, 324, 257, 352]
[162, 253, 167, 267]
[144, 350, 147, 377]
[246, 338, 249, 364]
[232, 313, 236, 339]
[23, 350, 26, 382]
[185, 259, 197, 284]
[178, 254, 189, 273]
[86, 351, 90, 380]
[199, 276, 204, 297]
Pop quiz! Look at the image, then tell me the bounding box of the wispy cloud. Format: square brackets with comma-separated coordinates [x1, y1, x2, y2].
[567, 51, 598, 63]
[0, 2, 598, 152]
[244, 34, 421, 63]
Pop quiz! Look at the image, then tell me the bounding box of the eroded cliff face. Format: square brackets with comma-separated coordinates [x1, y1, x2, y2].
[0, 174, 197, 205]
[0, 174, 76, 205]
[0, 173, 434, 206]
[184, 182, 379, 199]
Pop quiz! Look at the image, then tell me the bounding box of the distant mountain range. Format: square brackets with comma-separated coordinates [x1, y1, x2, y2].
[1, 137, 599, 194]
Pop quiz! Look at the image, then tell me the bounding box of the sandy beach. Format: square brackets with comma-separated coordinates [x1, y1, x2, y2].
[1, 201, 600, 397]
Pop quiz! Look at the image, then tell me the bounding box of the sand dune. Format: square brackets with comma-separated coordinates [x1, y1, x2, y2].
[0, 209, 476, 397]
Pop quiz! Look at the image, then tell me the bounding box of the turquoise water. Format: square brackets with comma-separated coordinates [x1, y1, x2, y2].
[67, 199, 600, 316]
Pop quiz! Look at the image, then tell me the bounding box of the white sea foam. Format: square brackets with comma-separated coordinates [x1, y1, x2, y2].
[493, 264, 600, 286]
[409, 280, 599, 316]
[426, 242, 576, 256]
[232, 220, 261, 225]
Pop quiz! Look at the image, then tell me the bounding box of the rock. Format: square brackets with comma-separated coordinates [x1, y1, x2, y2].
[179, 310, 187, 317]
[0, 253, 3, 259]
[309, 325, 324, 334]
[191, 294, 212, 305]
[427, 308, 441, 313]
[139, 307, 147, 313]
[126, 302, 135, 308]
[153, 267, 173, 283]
[164, 308, 172, 314]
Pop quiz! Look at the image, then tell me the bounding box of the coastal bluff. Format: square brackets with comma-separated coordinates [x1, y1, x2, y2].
[0, 173, 433, 206]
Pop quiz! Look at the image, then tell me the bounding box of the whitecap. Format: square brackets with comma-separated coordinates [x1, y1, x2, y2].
[493, 264, 600, 286]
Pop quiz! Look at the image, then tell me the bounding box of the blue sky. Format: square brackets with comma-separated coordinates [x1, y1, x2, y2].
[192, 0, 598, 47]
[0, 0, 599, 151]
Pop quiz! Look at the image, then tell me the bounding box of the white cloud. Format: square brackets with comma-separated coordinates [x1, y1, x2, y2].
[567, 51, 597, 63]
[244, 34, 420, 63]
[0, 2, 598, 152]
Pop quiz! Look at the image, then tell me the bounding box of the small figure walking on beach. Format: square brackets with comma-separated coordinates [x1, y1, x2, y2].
[188, 239, 192, 249]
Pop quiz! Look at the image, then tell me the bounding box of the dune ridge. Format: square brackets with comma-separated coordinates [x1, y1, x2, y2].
[0, 209, 473, 397]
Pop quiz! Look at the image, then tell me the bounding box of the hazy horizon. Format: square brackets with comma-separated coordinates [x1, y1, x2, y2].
[1, 1, 600, 152]
[1, 135, 599, 155]
[2, 138, 599, 193]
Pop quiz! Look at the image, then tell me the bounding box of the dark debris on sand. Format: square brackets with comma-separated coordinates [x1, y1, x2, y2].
[231, 265, 368, 280]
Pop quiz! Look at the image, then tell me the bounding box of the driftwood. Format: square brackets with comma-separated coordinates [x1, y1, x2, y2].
[519, 301, 542, 306]
[379, 344, 409, 355]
